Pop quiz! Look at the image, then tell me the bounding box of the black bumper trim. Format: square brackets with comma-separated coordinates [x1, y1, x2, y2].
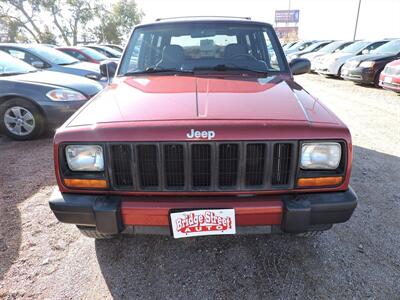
[49, 189, 122, 234]
[49, 187, 357, 235]
[282, 187, 357, 233]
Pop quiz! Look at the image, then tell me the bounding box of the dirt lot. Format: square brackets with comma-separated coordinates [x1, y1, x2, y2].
[0, 74, 399, 299]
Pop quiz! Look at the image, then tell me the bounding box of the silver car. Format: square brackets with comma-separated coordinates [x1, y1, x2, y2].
[314, 40, 388, 76]
[302, 41, 353, 72]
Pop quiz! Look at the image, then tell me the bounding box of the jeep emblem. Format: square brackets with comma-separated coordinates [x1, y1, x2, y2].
[186, 129, 215, 140]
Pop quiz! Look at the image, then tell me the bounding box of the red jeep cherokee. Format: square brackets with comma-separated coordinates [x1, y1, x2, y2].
[49, 17, 357, 239]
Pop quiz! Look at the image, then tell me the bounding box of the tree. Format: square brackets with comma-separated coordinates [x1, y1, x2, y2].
[0, 0, 143, 45]
[93, 0, 144, 44]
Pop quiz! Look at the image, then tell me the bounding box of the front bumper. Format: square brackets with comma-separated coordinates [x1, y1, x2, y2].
[49, 188, 357, 235]
[341, 67, 375, 84]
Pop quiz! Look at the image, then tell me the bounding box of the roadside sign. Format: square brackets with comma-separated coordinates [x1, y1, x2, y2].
[275, 10, 300, 23]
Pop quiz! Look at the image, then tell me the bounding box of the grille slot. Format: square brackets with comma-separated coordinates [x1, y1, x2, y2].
[110, 144, 133, 188]
[164, 144, 185, 188]
[245, 143, 265, 186]
[137, 145, 159, 188]
[218, 144, 239, 187]
[191, 144, 212, 188]
[271, 143, 292, 185]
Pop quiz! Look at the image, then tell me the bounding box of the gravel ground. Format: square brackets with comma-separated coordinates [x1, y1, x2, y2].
[0, 74, 399, 299]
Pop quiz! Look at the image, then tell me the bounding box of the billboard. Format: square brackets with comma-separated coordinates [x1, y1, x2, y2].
[275, 10, 300, 23]
[274, 26, 299, 41]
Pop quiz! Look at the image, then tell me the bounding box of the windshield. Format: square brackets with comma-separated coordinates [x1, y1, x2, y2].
[301, 41, 327, 52]
[317, 41, 346, 53]
[119, 22, 285, 75]
[339, 41, 370, 53]
[29, 46, 79, 65]
[80, 47, 108, 61]
[0, 51, 37, 75]
[288, 41, 314, 51]
[101, 46, 122, 57]
[372, 40, 400, 55]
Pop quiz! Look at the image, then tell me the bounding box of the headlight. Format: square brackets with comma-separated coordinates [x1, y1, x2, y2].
[46, 89, 87, 101]
[65, 145, 104, 171]
[359, 61, 375, 68]
[301, 142, 341, 170]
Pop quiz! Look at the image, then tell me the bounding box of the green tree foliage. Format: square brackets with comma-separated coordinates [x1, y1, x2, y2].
[93, 0, 144, 44]
[0, 0, 143, 45]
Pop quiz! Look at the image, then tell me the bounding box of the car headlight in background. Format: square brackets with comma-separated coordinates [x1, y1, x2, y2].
[65, 145, 104, 171]
[46, 89, 87, 101]
[359, 61, 375, 68]
[301, 142, 342, 170]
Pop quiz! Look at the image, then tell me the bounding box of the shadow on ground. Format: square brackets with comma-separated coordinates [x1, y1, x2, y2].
[95, 145, 400, 299]
[0, 135, 54, 281]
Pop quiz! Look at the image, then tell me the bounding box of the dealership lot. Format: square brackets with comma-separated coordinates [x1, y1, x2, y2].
[0, 74, 399, 299]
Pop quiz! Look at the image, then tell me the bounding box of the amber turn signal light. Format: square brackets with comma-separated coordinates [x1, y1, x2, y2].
[297, 176, 343, 187]
[64, 178, 108, 189]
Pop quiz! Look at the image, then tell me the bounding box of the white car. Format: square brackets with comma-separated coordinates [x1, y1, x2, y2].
[302, 41, 353, 72]
[314, 40, 388, 76]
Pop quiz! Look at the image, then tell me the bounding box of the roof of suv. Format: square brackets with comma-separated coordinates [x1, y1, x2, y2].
[139, 16, 271, 27]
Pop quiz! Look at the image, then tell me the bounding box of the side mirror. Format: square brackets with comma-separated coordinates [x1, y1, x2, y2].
[32, 61, 45, 69]
[100, 61, 118, 79]
[362, 49, 369, 55]
[289, 58, 311, 75]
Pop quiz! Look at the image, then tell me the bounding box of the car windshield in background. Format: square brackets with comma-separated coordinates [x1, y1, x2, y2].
[101, 46, 122, 57]
[119, 22, 285, 75]
[29, 46, 79, 65]
[339, 41, 370, 53]
[80, 47, 108, 61]
[372, 40, 400, 55]
[0, 51, 37, 75]
[318, 41, 347, 53]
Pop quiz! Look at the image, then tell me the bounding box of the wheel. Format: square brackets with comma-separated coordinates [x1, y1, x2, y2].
[337, 65, 344, 78]
[373, 71, 382, 88]
[77, 226, 118, 239]
[0, 98, 44, 140]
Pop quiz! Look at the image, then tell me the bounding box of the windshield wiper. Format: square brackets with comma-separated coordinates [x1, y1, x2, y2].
[0, 72, 26, 77]
[123, 67, 193, 76]
[192, 64, 269, 75]
[59, 61, 79, 66]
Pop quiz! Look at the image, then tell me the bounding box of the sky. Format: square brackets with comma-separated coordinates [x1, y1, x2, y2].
[135, 0, 400, 40]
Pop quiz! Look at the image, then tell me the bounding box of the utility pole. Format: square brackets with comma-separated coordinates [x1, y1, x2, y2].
[353, 0, 362, 40]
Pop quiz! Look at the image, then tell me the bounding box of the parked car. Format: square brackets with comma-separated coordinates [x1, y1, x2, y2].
[314, 40, 389, 77]
[85, 45, 122, 58]
[379, 59, 400, 92]
[286, 40, 334, 62]
[0, 44, 105, 84]
[57, 46, 115, 64]
[341, 39, 400, 86]
[302, 41, 354, 72]
[284, 40, 317, 55]
[101, 44, 124, 52]
[0, 51, 102, 140]
[282, 42, 297, 50]
[49, 17, 357, 240]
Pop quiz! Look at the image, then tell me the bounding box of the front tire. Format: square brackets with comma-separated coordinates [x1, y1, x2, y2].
[0, 98, 44, 140]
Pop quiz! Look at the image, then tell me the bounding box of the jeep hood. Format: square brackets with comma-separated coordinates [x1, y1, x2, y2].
[67, 75, 342, 127]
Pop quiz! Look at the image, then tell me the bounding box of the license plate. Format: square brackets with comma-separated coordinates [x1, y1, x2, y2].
[170, 209, 236, 238]
[342, 69, 349, 75]
[384, 76, 392, 83]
